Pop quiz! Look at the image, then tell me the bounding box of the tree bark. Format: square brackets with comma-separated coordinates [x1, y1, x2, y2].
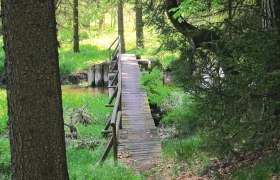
[73, 0, 80, 53]
[2, 0, 69, 179]
[118, 0, 125, 53]
[135, 0, 144, 49]
[262, 0, 280, 34]
[99, 13, 106, 31]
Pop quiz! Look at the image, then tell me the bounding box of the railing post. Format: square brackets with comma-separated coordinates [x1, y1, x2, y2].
[118, 35, 122, 129]
[112, 123, 118, 164]
[108, 48, 111, 61]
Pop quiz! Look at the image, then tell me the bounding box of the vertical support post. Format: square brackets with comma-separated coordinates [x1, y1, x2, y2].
[118, 36, 122, 129]
[88, 65, 95, 87]
[112, 123, 118, 163]
[119, 94, 122, 129]
[108, 72, 116, 98]
[109, 48, 112, 61]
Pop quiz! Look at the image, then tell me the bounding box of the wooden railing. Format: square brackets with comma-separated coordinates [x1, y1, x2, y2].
[99, 36, 122, 165]
[108, 36, 119, 61]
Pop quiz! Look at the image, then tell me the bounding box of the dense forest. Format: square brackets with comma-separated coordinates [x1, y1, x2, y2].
[0, 0, 280, 179]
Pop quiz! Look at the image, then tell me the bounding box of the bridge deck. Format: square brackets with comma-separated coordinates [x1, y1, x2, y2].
[119, 54, 161, 170]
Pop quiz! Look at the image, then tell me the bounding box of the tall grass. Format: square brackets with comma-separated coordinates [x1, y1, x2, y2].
[162, 134, 210, 176]
[67, 146, 142, 180]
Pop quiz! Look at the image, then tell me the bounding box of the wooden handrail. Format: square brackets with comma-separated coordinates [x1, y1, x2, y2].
[99, 36, 122, 165]
[108, 37, 119, 61]
[108, 37, 119, 51]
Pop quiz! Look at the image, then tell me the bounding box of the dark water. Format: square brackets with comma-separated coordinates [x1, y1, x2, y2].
[61, 85, 108, 96]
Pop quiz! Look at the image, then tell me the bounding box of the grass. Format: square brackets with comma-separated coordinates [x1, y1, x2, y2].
[232, 152, 280, 180]
[62, 91, 142, 179]
[67, 146, 142, 180]
[59, 44, 109, 79]
[162, 134, 211, 176]
[62, 93, 110, 123]
[0, 138, 10, 180]
[0, 89, 10, 179]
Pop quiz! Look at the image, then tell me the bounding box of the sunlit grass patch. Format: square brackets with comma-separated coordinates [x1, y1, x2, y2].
[62, 93, 111, 123]
[59, 43, 109, 79]
[67, 144, 142, 180]
[64, 92, 141, 180]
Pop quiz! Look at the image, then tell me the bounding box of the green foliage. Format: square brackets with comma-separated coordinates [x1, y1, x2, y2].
[145, 0, 280, 177]
[170, 9, 280, 156]
[162, 95, 199, 135]
[140, 69, 174, 107]
[232, 152, 280, 180]
[172, 0, 208, 20]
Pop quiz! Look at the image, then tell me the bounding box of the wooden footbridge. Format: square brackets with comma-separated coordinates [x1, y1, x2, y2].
[99, 37, 161, 169]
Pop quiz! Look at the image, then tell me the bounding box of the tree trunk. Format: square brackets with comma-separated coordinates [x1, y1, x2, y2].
[118, 0, 125, 53]
[2, 1, 69, 179]
[135, 0, 144, 49]
[73, 0, 80, 53]
[261, 0, 280, 34]
[99, 13, 105, 31]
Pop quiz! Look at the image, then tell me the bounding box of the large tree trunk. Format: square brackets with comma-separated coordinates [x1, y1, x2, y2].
[118, 0, 125, 53]
[135, 0, 144, 49]
[165, 0, 221, 50]
[99, 13, 106, 31]
[2, 1, 69, 179]
[73, 0, 80, 53]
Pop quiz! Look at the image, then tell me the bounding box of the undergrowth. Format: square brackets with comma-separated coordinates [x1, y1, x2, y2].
[232, 152, 280, 180]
